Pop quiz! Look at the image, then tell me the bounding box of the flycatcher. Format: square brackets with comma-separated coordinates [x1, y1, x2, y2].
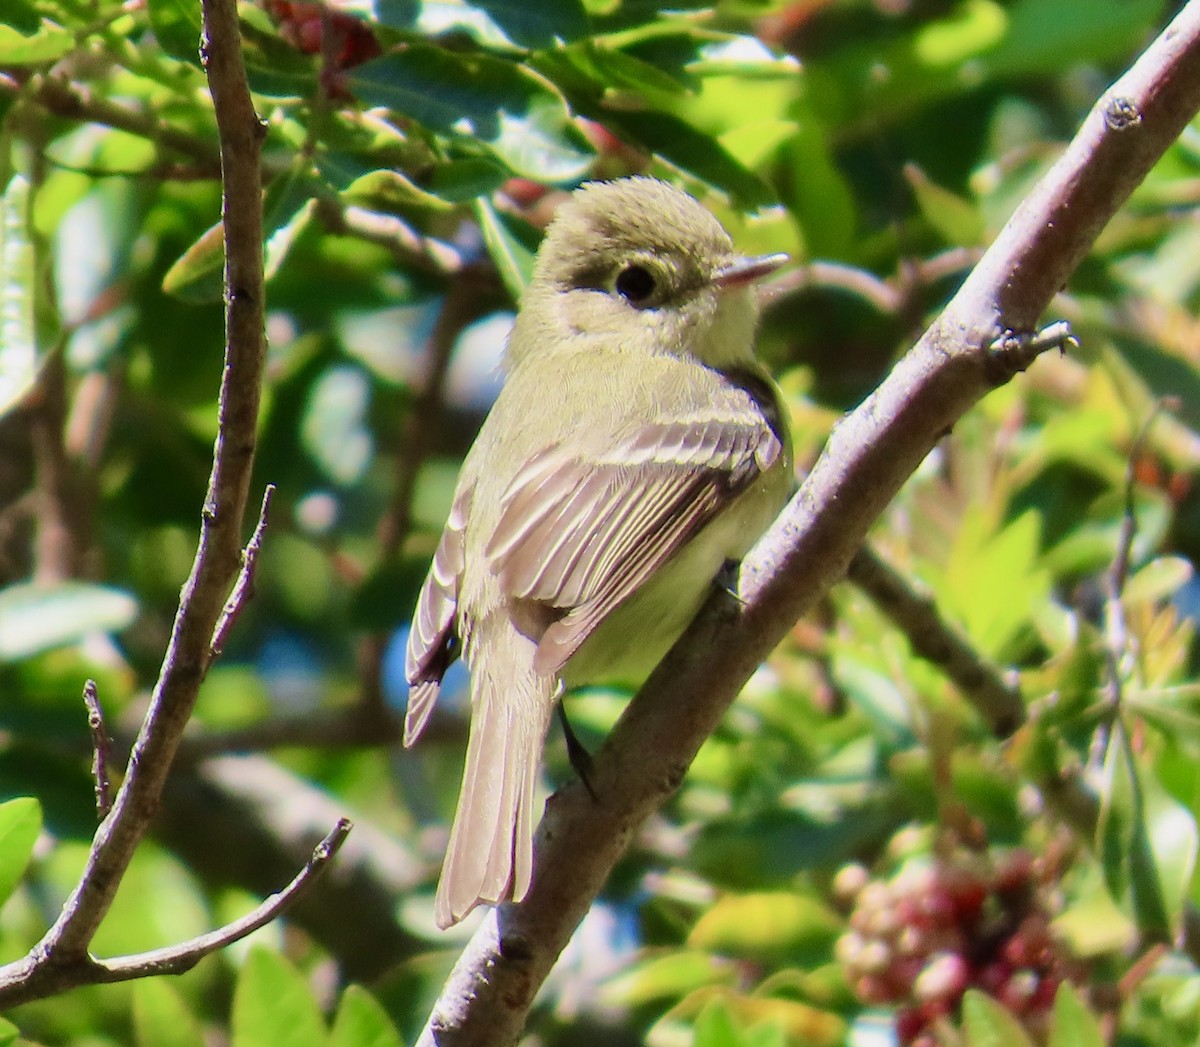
[405, 176, 792, 928]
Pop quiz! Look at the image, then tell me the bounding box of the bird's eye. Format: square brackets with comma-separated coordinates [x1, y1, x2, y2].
[614, 264, 656, 304]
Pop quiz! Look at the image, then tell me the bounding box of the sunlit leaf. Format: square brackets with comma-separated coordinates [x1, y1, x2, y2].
[133, 979, 206, 1047]
[330, 985, 405, 1047]
[0, 19, 74, 64]
[0, 175, 38, 417]
[232, 947, 329, 1047]
[347, 46, 593, 180]
[961, 990, 1036, 1047]
[0, 797, 41, 909]
[688, 893, 841, 961]
[1048, 981, 1106, 1047]
[0, 582, 138, 662]
[473, 196, 537, 299]
[905, 163, 985, 246]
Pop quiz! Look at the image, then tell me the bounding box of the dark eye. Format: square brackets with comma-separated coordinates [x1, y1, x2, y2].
[614, 264, 656, 304]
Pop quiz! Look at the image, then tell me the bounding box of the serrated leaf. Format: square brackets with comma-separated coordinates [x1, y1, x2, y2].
[0, 797, 41, 909]
[347, 47, 593, 180]
[0, 174, 38, 417]
[133, 979, 206, 1047]
[473, 197, 536, 299]
[961, 990, 1036, 1047]
[1048, 981, 1105, 1047]
[0, 582, 138, 661]
[330, 985, 404, 1047]
[232, 947, 329, 1047]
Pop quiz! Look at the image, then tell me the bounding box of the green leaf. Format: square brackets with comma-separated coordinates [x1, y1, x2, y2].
[0, 1018, 17, 1047]
[473, 197, 536, 299]
[133, 979, 207, 1047]
[693, 997, 749, 1047]
[161, 220, 224, 302]
[687, 893, 841, 962]
[961, 990, 1036, 1047]
[330, 985, 404, 1047]
[371, 0, 589, 50]
[1048, 981, 1105, 1047]
[232, 947, 329, 1047]
[463, 0, 589, 48]
[347, 47, 593, 181]
[0, 19, 74, 64]
[0, 174, 38, 417]
[905, 163, 985, 246]
[913, 0, 1009, 67]
[0, 797, 42, 909]
[146, 0, 203, 66]
[1097, 720, 1174, 936]
[164, 174, 317, 301]
[0, 582, 139, 661]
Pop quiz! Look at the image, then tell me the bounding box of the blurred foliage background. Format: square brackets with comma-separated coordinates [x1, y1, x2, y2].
[0, 0, 1199, 1044]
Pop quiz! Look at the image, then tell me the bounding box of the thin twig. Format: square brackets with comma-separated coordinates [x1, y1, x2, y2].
[99, 818, 353, 980]
[82, 680, 113, 820]
[210, 484, 275, 659]
[0, 0, 270, 1008]
[0, 820, 351, 1005]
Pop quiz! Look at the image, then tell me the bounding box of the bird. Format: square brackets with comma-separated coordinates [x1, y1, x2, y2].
[404, 176, 792, 928]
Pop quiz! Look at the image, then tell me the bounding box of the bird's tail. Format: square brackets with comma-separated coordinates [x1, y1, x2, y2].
[434, 621, 555, 929]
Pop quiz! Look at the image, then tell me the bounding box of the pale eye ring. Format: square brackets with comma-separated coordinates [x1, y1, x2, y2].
[614, 264, 656, 304]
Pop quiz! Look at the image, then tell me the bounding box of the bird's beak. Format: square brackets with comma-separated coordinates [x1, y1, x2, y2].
[713, 252, 789, 291]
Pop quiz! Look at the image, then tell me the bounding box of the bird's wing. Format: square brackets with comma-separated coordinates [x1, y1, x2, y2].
[404, 480, 473, 746]
[487, 407, 783, 677]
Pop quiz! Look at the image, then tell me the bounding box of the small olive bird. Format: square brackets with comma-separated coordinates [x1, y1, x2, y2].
[404, 177, 792, 928]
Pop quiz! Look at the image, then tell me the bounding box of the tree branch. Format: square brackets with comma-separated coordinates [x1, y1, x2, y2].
[0, 0, 271, 1007]
[845, 545, 1025, 736]
[417, 5, 1200, 1043]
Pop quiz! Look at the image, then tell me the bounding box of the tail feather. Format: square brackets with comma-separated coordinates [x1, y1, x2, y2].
[434, 626, 554, 929]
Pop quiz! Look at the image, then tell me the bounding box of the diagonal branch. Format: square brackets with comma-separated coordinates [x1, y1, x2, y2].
[0, 0, 270, 1008]
[417, 4, 1200, 1043]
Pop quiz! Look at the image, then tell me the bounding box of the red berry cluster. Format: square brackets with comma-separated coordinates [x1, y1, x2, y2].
[835, 847, 1077, 1045]
[264, 1, 381, 95]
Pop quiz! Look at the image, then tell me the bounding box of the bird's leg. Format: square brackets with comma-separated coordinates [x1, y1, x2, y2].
[715, 557, 747, 606]
[556, 701, 598, 801]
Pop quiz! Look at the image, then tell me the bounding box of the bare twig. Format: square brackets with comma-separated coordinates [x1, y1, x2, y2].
[82, 680, 113, 820]
[99, 818, 353, 980]
[210, 484, 275, 659]
[0, 0, 271, 1008]
[1, 73, 223, 171]
[156, 756, 427, 981]
[0, 820, 351, 1005]
[417, 6, 1200, 1042]
[846, 545, 1026, 736]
